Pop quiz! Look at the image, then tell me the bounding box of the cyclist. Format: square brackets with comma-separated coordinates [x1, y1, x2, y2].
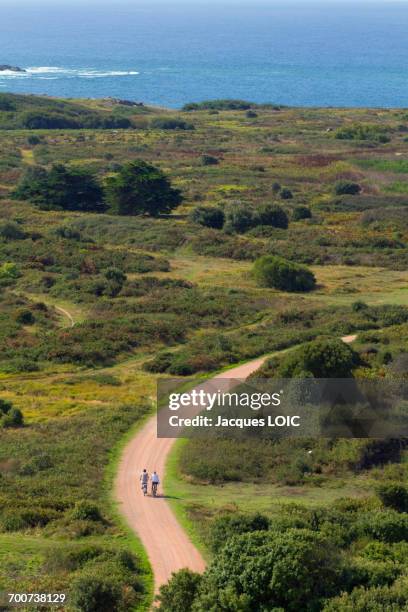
[151, 471, 160, 497]
[140, 469, 149, 496]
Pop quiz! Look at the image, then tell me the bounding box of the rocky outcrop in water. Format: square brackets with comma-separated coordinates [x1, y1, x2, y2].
[0, 65, 26, 73]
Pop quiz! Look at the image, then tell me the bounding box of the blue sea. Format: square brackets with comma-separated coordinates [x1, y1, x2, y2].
[2, 2, 408, 108]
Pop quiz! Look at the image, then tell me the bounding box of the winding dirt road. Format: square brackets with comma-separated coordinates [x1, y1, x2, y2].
[115, 338, 356, 593]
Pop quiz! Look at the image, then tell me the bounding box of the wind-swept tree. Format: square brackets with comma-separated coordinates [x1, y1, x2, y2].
[105, 160, 182, 216]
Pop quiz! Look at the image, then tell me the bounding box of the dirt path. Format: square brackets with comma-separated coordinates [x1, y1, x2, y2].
[342, 334, 358, 344]
[115, 336, 357, 593]
[55, 306, 75, 328]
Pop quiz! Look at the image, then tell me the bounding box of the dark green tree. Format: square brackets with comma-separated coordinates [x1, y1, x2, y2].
[106, 160, 182, 216]
[13, 165, 49, 203]
[44, 165, 105, 212]
[14, 164, 106, 212]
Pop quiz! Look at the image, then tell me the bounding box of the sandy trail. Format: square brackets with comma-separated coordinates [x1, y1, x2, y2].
[115, 337, 357, 593]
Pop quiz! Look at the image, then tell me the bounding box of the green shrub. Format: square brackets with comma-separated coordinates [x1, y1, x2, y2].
[1, 508, 58, 531]
[208, 513, 270, 553]
[194, 530, 343, 611]
[0, 222, 26, 240]
[200, 154, 219, 166]
[0, 263, 21, 282]
[349, 557, 402, 589]
[0, 95, 16, 111]
[224, 203, 256, 233]
[376, 484, 408, 513]
[253, 255, 316, 292]
[103, 267, 127, 297]
[156, 569, 202, 611]
[20, 111, 81, 130]
[0, 399, 24, 428]
[280, 187, 293, 200]
[71, 501, 103, 523]
[27, 134, 42, 146]
[278, 338, 358, 378]
[150, 117, 194, 130]
[323, 583, 408, 611]
[15, 308, 35, 325]
[334, 181, 361, 196]
[358, 510, 408, 543]
[183, 99, 253, 111]
[70, 574, 122, 612]
[292, 206, 312, 221]
[43, 544, 104, 573]
[55, 226, 82, 241]
[255, 203, 289, 229]
[352, 301, 368, 312]
[20, 453, 53, 475]
[334, 124, 390, 143]
[190, 206, 225, 229]
[18, 109, 131, 130]
[356, 439, 406, 470]
[143, 352, 174, 373]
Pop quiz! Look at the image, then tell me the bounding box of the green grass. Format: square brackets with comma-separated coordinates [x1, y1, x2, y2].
[385, 181, 408, 194]
[354, 158, 408, 173]
[165, 439, 374, 561]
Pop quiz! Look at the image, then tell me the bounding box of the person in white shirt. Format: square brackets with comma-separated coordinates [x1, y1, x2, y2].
[151, 471, 160, 496]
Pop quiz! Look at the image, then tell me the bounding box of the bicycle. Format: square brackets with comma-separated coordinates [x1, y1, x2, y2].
[151, 482, 158, 497]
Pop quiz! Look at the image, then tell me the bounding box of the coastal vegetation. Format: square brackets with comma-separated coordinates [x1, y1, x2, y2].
[0, 93, 407, 609]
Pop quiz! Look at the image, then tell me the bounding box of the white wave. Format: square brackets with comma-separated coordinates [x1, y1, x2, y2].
[0, 70, 29, 77]
[0, 66, 67, 78]
[79, 70, 139, 78]
[26, 66, 69, 74]
[0, 66, 140, 79]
